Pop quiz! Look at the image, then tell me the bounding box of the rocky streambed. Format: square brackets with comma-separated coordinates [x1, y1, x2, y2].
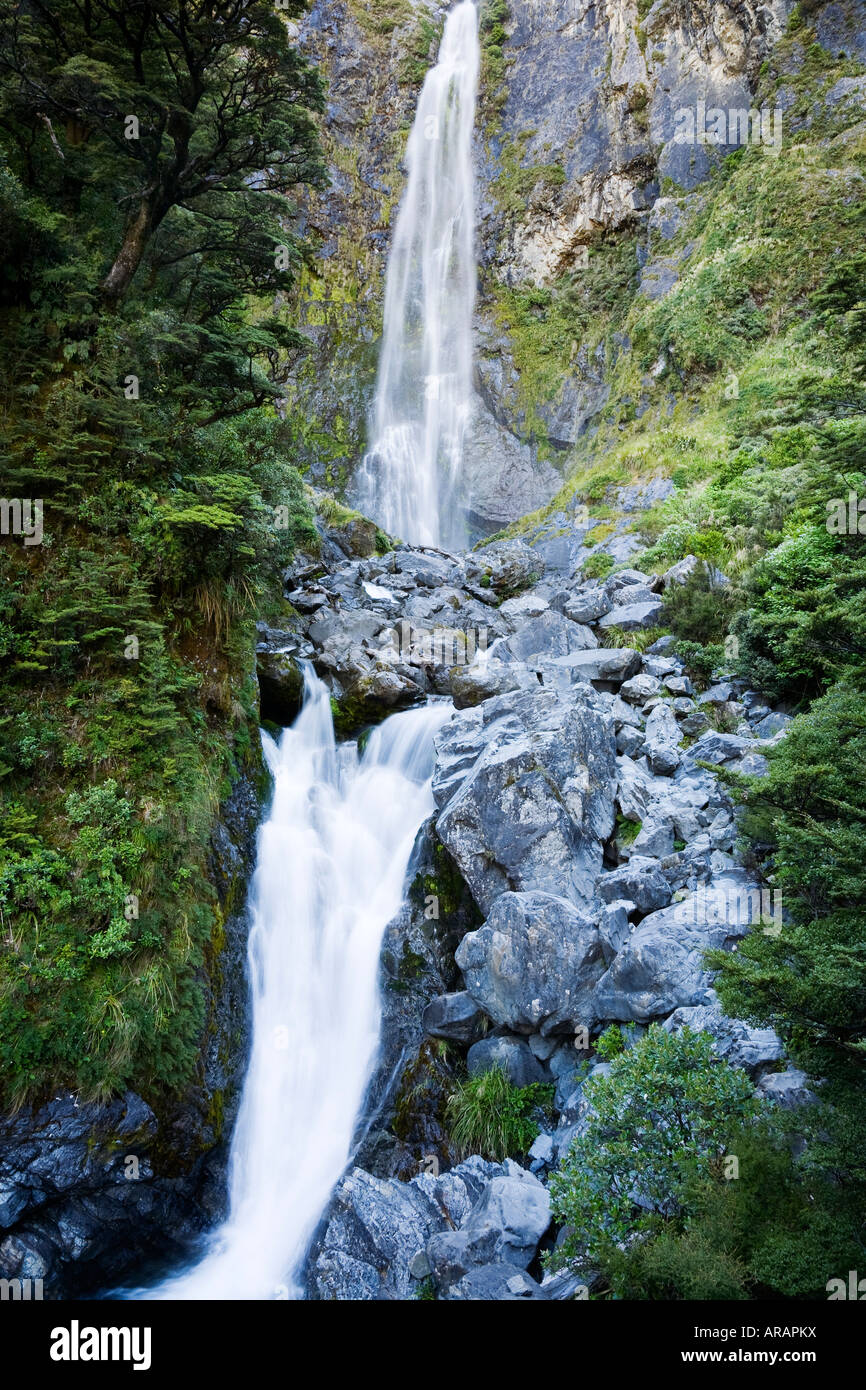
[252, 510, 806, 1301]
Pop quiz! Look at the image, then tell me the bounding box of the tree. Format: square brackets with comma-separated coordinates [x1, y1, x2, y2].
[0, 0, 325, 305]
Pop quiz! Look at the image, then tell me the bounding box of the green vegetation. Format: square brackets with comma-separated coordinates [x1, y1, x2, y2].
[549, 1027, 760, 1287]
[0, 0, 324, 1104]
[479, 0, 510, 117]
[446, 1065, 554, 1161]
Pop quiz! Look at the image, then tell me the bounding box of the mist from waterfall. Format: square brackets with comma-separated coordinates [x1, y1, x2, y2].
[354, 0, 479, 551]
[140, 669, 452, 1300]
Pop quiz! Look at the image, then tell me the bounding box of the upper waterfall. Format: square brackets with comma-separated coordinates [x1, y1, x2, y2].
[354, 0, 480, 551]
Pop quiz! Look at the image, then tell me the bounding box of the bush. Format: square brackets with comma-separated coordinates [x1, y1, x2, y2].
[548, 1027, 758, 1283]
[662, 565, 741, 645]
[446, 1066, 554, 1161]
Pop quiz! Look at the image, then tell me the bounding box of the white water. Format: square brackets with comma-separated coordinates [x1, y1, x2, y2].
[354, 0, 479, 551]
[146, 668, 452, 1299]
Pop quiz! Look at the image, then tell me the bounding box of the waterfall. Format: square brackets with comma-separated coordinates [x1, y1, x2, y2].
[354, 0, 479, 551]
[144, 668, 452, 1300]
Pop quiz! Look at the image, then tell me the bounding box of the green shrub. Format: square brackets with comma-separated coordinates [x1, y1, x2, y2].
[582, 552, 615, 580]
[548, 1027, 758, 1282]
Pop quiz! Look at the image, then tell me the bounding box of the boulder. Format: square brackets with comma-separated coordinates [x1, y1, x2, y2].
[456, 891, 605, 1035]
[449, 1264, 548, 1300]
[662, 555, 700, 587]
[561, 589, 613, 624]
[449, 660, 538, 710]
[426, 1172, 551, 1294]
[644, 702, 682, 775]
[466, 1036, 547, 1089]
[310, 1157, 519, 1301]
[757, 1068, 815, 1109]
[598, 599, 664, 632]
[663, 995, 784, 1077]
[595, 858, 672, 915]
[422, 992, 486, 1045]
[544, 647, 641, 684]
[433, 687, 617, 914]
[465, 540, 544, 597]
[620, 673, 662, 704]
[505, 610, 598, 663]
[593, 872, 758, 1021]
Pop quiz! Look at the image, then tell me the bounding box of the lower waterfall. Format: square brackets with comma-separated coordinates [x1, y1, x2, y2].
[146, 667, 452, 1299]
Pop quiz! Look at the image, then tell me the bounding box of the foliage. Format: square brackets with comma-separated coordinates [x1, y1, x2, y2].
[0, 0, 324, 1103]
[548, 1027, 758, 1281]
[709, 680, 866, 1081]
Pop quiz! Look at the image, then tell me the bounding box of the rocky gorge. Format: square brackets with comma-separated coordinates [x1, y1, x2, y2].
[0, 0, 864, 1311]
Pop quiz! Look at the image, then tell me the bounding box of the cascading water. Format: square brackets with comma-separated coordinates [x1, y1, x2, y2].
[354, 1, 479, 551]
[143, 668, 452, 1299]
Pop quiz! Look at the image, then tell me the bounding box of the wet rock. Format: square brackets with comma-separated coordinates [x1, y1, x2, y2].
[422, 992, 486, 1045]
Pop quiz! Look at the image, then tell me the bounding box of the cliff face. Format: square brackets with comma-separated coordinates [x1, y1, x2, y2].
[284, 0, 866, 534]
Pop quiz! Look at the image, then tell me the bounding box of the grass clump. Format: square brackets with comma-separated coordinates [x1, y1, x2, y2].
[446, 1065, 554, 1161]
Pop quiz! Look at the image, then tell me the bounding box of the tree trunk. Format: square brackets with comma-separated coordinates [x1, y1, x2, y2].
[100, 199, 155, 306]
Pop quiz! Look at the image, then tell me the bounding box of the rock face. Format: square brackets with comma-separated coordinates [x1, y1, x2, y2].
[284, 0, 797, 534]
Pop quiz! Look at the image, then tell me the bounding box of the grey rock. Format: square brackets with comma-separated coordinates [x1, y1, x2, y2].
[663, 996, 784, 1078]
[422, 992, 486, 1045]
[467, 1036, 547, 1089]
[599, 900, 633, 964]
[456, 891, 605, 1035]
[505, 610, 598, 663]
[545, 647, 641, 684]
[662, 555, 700, 587]
[757, 1069, 815, 1110]
[449, 1263, 548, 1300]
[465, 540, 544, 597]
[598, 599, 664, 632]
[596, 858, 672, 915]
[426, 1172, 550, 1294]
[449, 660, 538, 710]
[562, 589, 613, 624]
[620, 673, 662, 704]
[754, 711, 793, 739]
[433, 687, 617, 914]
[593, 872, 759, 1021]
[644, 702, 683, 776]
